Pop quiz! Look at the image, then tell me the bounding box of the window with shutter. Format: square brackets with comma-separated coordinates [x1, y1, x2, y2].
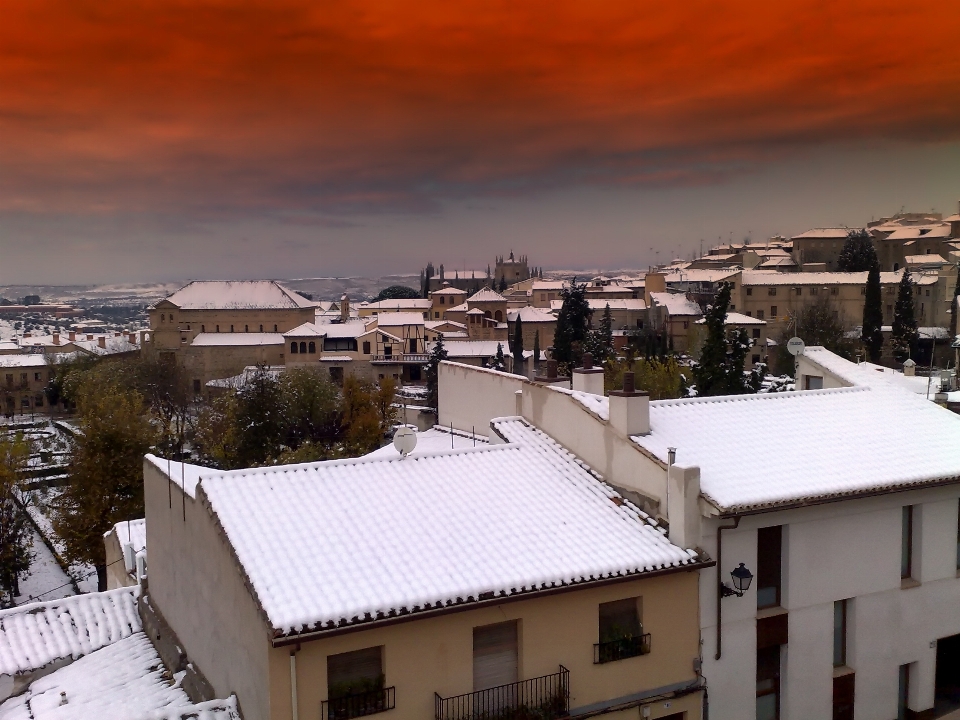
[327, 646, 384, 699]
[473, 621, 518, 691]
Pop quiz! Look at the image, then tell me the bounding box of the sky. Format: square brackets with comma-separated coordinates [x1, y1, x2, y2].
[2, 1, 960, 285]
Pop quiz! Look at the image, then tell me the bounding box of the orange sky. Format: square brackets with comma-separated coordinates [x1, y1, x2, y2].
[2, 1, 960, 280]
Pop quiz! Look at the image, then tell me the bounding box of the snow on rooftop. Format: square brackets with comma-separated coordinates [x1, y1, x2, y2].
[649, 292, 701, 316]
[364, 299, 432, 310]
[0, 631, 239, 720]
[801, 346, 940, 395]
[696, 312, 766, 326]
[0, 587, 140, 677]
[506, 307, 557, 323]
[362, 427, 488, 459]
[374, 312, 427, 326]
[662, 269, 739, 283]
[160, 281, 315, 310]
[0, 355, 50, 368]
[446, 303, 469, 313]
[438, 340, 506, 357]
[430, 286, 469, 295]
[198, 418, 697, 635]
[467, 288, 507, 303]
[585, 299, 646, 310]
[145, 455, 223, 499]
[632, 386, 960, 513]
[109, 520, 146, 573]
[206, 366, 285, 389]
[741, 270, 938, 286]
[791, 227, 858, 239]
[190, 333, 284, 347]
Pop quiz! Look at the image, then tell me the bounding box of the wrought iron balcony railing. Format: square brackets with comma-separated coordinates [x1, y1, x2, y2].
[435, 666, 569, 720]
[322, 686, 396, 720]
[371, 353, 430, 363]
[593, 634, 651, 664]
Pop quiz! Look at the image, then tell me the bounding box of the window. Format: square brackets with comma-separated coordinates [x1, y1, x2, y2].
[435, 312, 440, 319]
[324, 338, 358, 352]
[34, 394, 43, 407]
[161, 314, 165, 322]
[770, 306, 777, 317]
[833, 600, 849, 667]
[730, 304, 736, 310]
[299, 341, 307, 354]
[474, 621, 518, 691]
[245, 325, 249, 332]
[409, 338, 418, 354]
[810, 287, 819, 296]
[682, 321, 689, 329]
[193, 379, 201, 393]
[805, 375, 823, 390]
[326, 646, 390, 717]
[752, 354, 761, 364]
[274, 325, 278, 332]
[439, 296, 445, 305]
[230, 325, 234, 332]
[260, 324, 264, 332]
[746, 288, 753, 296]
[794, 287, 802, 296]
[746, 311, 752, 317]
[757, 525, 782, 609]
[757, 310, 765, 320]
[34, 372, 41, 381]
[596, 597, 646, 663]
[201, 325, 205, 332]
[363, 341, 371, 355]
[768, 287, 777, 296]
[860, 287, 866, 296]
[756, 645, 781, 720]
[383, 345, 392, 357]
[831, 287, 839, 296]
[752, 328, 761, 339]
[926, 289, 930, 297]
[216, 325, 220, 332]
[901, 506, 914, 580]
[308, 341, 316, 354]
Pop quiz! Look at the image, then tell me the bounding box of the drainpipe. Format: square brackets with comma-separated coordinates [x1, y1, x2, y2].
[666, 448, 676, 525]
[714, 516, 741, 661]
[290, 647, 300, 720]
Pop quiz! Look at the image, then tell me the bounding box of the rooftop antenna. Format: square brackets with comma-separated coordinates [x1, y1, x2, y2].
[393, 426, 417, 459]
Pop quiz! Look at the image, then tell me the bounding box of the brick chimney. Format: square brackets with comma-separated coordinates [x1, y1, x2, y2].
[571, 352, 604, 395]
[68, 331, 76, 341]
[86, 334, 94, 341]
[128, 332, 137, 344]
[98, 336, 106, 349]
[533, 358, 570, 385]
[608, 371, 650, 436]
[340, 294, 350, 323]
[52, 333, 60, 345]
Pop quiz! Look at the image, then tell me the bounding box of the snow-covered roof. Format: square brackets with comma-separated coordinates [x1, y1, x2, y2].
[430, 286, 468, 296]
[110, 519, 147, 566]
[791, 228, 857, 240]
[323, 322, 373, 339]
[531, 281, 567, 291]
[696, 312, 766, 326]
[205, 366, 285, 389]
[506, 307, 557, 323]
[145, 455, 223, 499]
[159, 281, 315, 310]
[905, 254, 949, 265]
[425, 320, 466, 331]
[662, 268, 739, 283]
[375, 312, 427, 327]
[585, 299, 646, 311]
[319, 356, 354, 362]
[467, 288, 507, 303]
[190, 333, 284, 347]
[285, 322, 327, 337]
[439, 340, 507, 357]
[632, 386, 960, 513]
[446, 303, 469, 313]
[0, 355, 49, 368]
[741, 270, 938, 286]
[198, 418, 698, 635]
[362, 427, 488, 459]
[649, 292, 701, 316]
[801, 346, 940, 395]
[0, 631, 241, 720]
[759, 257, 799, 268]
[884, 225, 951, 240]
[73, 337, 139, 356]
[0, 587, 140, 677]
[363, 299, 432, 311]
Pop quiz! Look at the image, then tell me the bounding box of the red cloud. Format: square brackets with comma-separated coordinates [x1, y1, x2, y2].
[1, 0, 958, 216]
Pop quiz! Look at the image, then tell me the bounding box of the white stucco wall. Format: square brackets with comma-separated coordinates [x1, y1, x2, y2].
[701, 486, 960, 720]
[144, 462, 272, 720]
[438, 361, 524, 436]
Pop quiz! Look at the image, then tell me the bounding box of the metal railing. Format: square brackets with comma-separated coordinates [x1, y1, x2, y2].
[322, 686, 396, 720]
[593, 634, 651, 664]
[371, 353, 430, 363]
[435, 666, 569, 720]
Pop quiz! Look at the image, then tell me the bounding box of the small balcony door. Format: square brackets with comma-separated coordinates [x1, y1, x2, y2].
[473, 620, 518, 691]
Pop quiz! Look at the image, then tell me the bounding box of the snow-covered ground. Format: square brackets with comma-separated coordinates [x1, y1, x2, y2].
[13, 526, 76, 605]
[24, 488, 98, 594]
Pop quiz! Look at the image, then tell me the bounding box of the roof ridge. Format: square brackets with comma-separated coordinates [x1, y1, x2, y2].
[650, 385, 867, 409]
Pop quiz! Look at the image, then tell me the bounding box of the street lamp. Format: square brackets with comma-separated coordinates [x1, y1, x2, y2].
[720, 563, 754, 598]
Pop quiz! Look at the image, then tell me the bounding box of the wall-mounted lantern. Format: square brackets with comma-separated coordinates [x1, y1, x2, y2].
[720, 563, 753, 598]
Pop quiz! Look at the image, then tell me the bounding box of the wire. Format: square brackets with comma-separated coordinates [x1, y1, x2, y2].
[18, 556, 126, 603]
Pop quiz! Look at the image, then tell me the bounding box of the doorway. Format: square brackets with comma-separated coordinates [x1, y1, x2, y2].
[936, 634, 960, 716]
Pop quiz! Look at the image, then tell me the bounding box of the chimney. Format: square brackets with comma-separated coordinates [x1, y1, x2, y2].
[608, 371, 650, 436]
[903, 358, 916, 376]
[644, 272, 666, 305]
[340, 294, 350, 323]
[667, 463, 702, 550]
[86, 334, 93, 341]
[98, 336, 106, 349]
[572, 352, 605, 395]
[533, 358, 570, 385]
[128, 332, 137, 344]
[69, 331, 76, 341]
[53, 333, 60, 345]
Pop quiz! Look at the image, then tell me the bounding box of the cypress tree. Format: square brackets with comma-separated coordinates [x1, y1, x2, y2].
[532, 331, 540, 370]
[861, 261, 883, 362]
[599, 304, 614, 358]
[489, 343, 506, 371]
[837, 229, 878, 272]
[424, 333, 448, 412]
[512, 314, 524, 371]
[552, 281, 591, 371]
[692, 281, 755, 396]
[892, 268, 919, 361]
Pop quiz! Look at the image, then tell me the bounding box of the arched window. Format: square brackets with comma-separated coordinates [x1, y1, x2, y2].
[893, 262, 899, 271]
[245, 325, 249, 332]
[484, 311, 492, 319]
[494, 310, 502, 322]
[291, 342, 299, 354]
[230, 325, 234, 332]
[161, 314, 165, 322]
[308, 341, 316, 353]
[274, 324, 278, 332]
[299, 341, 307, 354]
[260, 324, 263, 332]
[201, 325, 205, 332]
[216, 325, 220, 332]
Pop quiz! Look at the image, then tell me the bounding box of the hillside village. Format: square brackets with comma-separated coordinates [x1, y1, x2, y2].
[5, 206, 960, 719]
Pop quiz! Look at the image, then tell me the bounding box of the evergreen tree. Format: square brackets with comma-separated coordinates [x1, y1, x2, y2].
[892, 268, 919, 361]
[512, 315, 524, 371]
[691, 282, 758, 396]
[532, 331, 541, 370]
[53, 363, 157, 590]
[373, 285, 420, 302]
[552, 281, 591, 371]
[488, 343, 506, 371]
[498, 276, 508, 293]
[233, 366, 284, 467]
[862, 261, 884, 362]
[599, 303, 614, 357]
[0, 433, 33, 606]
[424, 333, 448, 412]
[837, 229, 878, 272]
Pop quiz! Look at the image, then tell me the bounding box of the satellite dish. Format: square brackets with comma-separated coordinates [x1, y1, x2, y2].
[393, 426, 417, 458]
[787, 337, 805, 356]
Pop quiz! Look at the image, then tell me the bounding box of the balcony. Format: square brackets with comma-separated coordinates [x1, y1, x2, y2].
[322, 686, 396, 720]
[435, 666, 569, 720]
[593, 634, 651, 664]
[371, 353, 430, 364]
